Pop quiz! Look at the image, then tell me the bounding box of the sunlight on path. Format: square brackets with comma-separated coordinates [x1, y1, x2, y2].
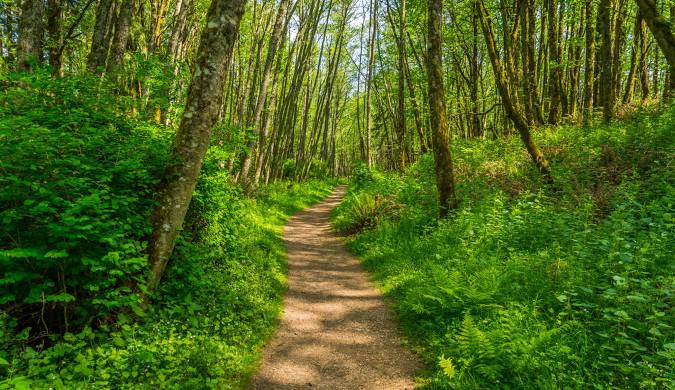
[248, 186, 421, 390]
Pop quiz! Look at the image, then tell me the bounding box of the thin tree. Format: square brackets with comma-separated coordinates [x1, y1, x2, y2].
[427, 0, 459, 218]
[598, 0, 614, 119]
[365, 0, 377, 168]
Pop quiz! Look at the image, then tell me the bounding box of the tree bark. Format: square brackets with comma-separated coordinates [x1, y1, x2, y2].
[428, 0, 459, 218]
[107, 0, 134, 73]
[147, 0, 247, 292]
[47, 0, 63, 76]
[17, 0, 44, 72]
[87, 0, 115, 73]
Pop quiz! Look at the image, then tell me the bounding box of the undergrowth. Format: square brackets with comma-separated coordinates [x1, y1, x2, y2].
[334, 106, 675, 389]
[0, 72, 335, 388]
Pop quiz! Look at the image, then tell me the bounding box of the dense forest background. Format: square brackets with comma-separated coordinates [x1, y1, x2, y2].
[0, 0, 674, 388]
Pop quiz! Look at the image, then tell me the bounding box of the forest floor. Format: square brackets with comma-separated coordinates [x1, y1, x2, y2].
[248, 186, 421, 389]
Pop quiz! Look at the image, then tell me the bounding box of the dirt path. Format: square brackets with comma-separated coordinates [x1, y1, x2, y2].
[248, 186, 421, 390]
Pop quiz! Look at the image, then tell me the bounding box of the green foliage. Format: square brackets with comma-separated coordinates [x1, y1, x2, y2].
[334, 107, 675, 388]
[333, 192, 400, 234]
[0, 70, 335, 388]
[0, 71, 168, 338]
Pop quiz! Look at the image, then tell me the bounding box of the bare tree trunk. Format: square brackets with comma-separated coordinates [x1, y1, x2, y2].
[147, 0, 247, 292]
[17, 0, 44, 72]
[428, 0, 458, 218]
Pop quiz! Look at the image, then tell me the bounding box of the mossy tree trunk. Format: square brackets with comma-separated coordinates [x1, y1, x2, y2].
[147, 0, 247, 292]
[17, 0, 44, 72]
[427, 0, 459, 218]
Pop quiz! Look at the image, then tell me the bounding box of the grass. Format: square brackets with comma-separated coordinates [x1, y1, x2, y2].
[333, 106, 674, 389]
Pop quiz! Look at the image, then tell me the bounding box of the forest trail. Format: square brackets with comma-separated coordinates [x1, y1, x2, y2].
[248, 186, 421, 390]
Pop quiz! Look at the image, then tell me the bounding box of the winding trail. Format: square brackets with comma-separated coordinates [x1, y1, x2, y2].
[249, 186, 421, 390]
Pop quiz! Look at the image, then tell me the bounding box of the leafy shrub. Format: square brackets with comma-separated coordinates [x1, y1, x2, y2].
[333, 193, 400, 234]
[0, 71, 169, 341]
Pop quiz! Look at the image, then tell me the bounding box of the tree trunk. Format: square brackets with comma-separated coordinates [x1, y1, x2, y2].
[547, 0, 562, 124]
[396, 0, 406, 170]
[476, 0, 553, 182]
[87, 0, 115, 73]
[428, 0, 459, 218]
[17, 0, 44, 72]
[47, 0, 63, 76]
[365, 0, 377, 168]
[599, 0, 615, 119]
[107, 0, 134, 73]
[147, 0, 247, 292]
[634, 0, 675, 93]
[624, 11, 643, 104]
[149, 0, 170, 55]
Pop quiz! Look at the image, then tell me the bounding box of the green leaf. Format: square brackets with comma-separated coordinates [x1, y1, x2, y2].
[45, 249, 68, 258]
[439, 355, 456, 379]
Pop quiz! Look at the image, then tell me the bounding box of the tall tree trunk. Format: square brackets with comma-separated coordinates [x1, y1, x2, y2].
[611, 0, 626, 105]
[149, 0, 170, 55]
[87, 0, 115, 73]
[624, 11, 643, 103]
[396, 0, 406, 170]
[107, 0, 134, 73]
[599, 0, 615, 119]
[583, 0, 596, 122]
[638, 16, 651, 99]
[634, 0, 675, 93]
[147, 0, 247, 292]
[547, 0, 562, 124]
[476, 0, 553, 182]
[47, 0, 63, 76]
[428, 0, 458, 218]
[17, 0, 44, 72]
[365, 0, 377, 168]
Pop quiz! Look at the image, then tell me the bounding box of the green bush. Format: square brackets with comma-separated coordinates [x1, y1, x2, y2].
[335, 106, 675, 388]
[333, 192, 400, 234]
[0, 71, 169, 340]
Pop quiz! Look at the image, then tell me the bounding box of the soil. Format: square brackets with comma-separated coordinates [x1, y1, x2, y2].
[248, 186, 421, 390]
